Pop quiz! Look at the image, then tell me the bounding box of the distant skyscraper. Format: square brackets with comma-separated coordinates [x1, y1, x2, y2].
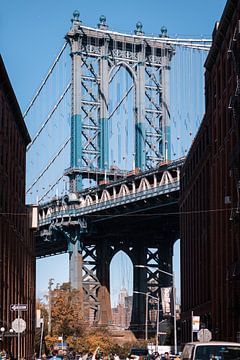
[118, 288, 128, 307]
[112, 288, 132, 329]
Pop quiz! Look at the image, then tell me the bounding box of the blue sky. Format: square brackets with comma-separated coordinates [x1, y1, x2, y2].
[0, 0, 227, 303]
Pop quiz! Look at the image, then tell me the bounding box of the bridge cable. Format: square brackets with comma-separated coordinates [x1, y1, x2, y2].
[27, 82, 71, 151]
[109, 65, 122, 85]
[38, 174, 65, 203]
[23, 42, 68, 119]
[108, 84, 134, 120]
[26, 137, 70, 194]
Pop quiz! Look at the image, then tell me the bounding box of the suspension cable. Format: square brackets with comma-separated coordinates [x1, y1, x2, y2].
[23, 42, 68, 118]
[38, 174, 65, 203]
[26, 137, 70, 194]
[108, 84, 134, 120]
[27, 82, 71, 151]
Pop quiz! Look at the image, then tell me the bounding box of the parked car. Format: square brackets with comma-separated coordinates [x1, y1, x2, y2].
[181, 341, 240, 359]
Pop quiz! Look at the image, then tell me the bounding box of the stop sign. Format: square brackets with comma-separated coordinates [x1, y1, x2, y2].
[12, 318, 26, 333]
[197, 328, 212, 342]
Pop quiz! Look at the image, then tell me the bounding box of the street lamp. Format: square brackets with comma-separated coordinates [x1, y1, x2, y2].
[0, 326, 14, 338]
[133, 291, 160, 348]
[0, 327, 5, 340]
[135, 265, 177, 355]
[0, 326, 14, 350]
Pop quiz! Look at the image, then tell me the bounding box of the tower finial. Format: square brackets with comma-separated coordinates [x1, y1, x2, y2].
[72, 10, 80, 23]
[98, 15, 108, 30]
[134, 22, 144, 35]
[160, 26, 168, 37]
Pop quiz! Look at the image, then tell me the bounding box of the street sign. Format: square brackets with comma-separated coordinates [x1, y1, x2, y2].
[10, 304, 28, 312]
[12, 318, 26, 333]
[197, 328, 212, 342]
[192, 316, 200, 332]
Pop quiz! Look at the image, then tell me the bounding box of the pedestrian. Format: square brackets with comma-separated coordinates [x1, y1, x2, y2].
[77, 353, 83, 360]
[162, 353, 170, 360]
[49, 350, 62, 360]
[86, 352, 93, 360]
[1, 350, 6, 360]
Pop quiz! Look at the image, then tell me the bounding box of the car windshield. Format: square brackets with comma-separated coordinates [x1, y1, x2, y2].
[195, 345, 240, 359]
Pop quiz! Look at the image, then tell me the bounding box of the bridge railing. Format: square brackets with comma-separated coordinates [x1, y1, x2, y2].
[39, 168, 180, 225]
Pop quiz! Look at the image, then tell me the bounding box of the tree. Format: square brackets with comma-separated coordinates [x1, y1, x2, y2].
[51, 282, 84, 337]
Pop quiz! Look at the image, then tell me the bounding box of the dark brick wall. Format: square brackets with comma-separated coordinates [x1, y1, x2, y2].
[180, 0, 240, 344]
[0, 55, 35, 359]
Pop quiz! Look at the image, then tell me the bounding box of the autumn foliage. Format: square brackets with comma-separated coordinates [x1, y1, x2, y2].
[36, 282, 148, 357]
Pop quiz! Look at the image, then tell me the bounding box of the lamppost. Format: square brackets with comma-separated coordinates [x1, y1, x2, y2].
[48, 278, 54, 335]
[0, 326, 14, 352]
[135, 265, 177, 355]
[133, 291, 160, 348]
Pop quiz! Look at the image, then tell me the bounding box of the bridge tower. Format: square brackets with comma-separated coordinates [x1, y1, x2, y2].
[39, 12, 177, 334]
[65, 11, 174, 192]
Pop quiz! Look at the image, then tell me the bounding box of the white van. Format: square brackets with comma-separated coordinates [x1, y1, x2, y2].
[181, 341, 240, 359]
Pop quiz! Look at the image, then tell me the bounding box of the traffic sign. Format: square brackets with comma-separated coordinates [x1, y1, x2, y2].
[10, 304, 28, 312]
[12, 318, 26, 333]
[197, 328, 212, 342]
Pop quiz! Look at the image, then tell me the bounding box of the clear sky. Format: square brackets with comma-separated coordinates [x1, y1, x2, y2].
[0, 0, 227, 303]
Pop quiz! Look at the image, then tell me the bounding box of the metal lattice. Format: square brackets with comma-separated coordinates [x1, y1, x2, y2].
[65, 13, 174, 191]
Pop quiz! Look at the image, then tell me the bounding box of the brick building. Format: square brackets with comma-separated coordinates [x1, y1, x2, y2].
[0, 55, 36, 358]
[180, 0, 240, 343]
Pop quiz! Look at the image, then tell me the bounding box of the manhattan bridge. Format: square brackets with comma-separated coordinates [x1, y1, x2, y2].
[24, 11, 211, 335]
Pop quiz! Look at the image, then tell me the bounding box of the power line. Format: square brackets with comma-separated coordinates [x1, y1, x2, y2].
[0, 207, 235, 217]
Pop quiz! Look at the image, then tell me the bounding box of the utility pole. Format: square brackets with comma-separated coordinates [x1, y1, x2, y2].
[135, 265, 177, 354]
[48, 278, 54, 335]
[145, 292, 149, 341]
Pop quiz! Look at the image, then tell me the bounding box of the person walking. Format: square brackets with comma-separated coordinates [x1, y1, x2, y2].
[162, 353, 170, 360]
[49, 350, 62, 360]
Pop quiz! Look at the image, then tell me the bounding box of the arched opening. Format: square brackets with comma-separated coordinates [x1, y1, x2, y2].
[108, 64, 135, 171]
[110, 250, 133, 329]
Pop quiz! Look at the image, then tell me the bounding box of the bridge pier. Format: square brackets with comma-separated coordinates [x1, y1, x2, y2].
[130, 242, 148, 334]
[68, 239, 84, 322]
[68, 239, 83, 290]
[95, 241, 113, 325]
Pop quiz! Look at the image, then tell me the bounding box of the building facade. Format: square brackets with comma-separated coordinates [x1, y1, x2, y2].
[0, 55, 35, 358]
[180, 0, 240, 343]
[112, 289, 132, 330]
